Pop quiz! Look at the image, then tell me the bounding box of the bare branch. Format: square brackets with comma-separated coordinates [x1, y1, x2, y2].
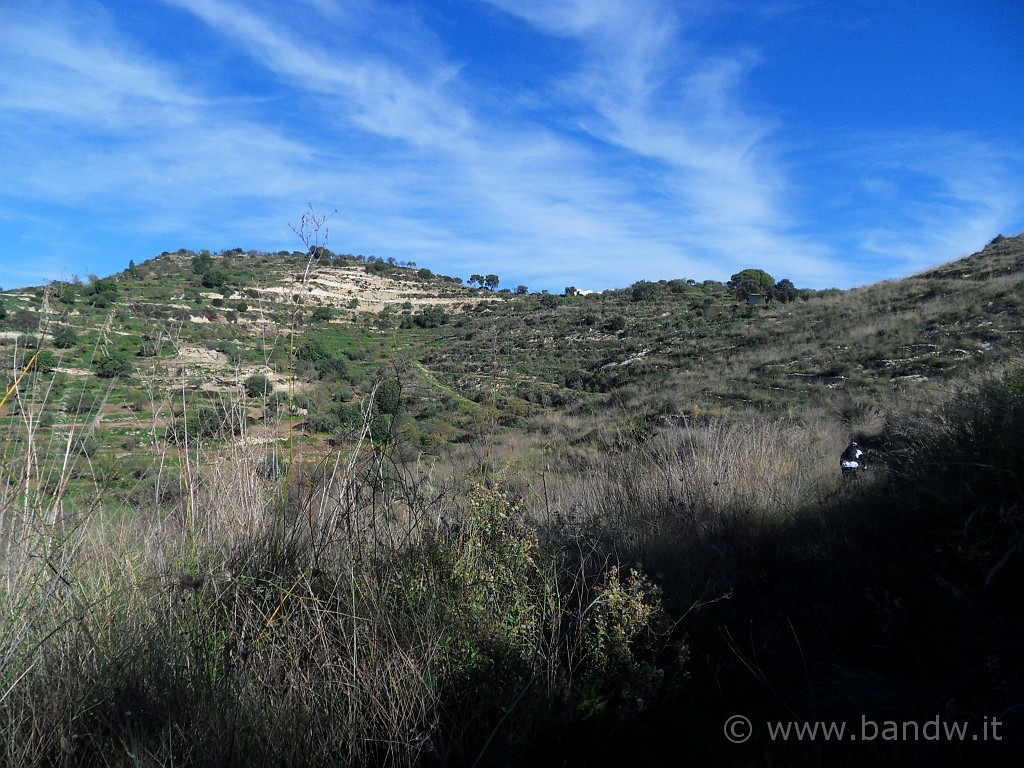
[289, 204, 337, 284]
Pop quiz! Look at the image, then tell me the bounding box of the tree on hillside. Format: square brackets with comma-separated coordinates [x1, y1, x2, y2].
[95, 352, 132, 379]
[201, 269, 229, 290]
[192, 253, 213, 275]
[244, 374, 272, 398]
[296, 336, 331, 362]
[630, 280, 661, 302]
[773, 278, 798, 303]
[52, 325, 79, 349]
[33, 351, 57, 375]
[484, 274, 500, 291]
[515, 284, 528, 295]
[11, 310, 37, 333]
[90, 277, 118, 296]
[728, 269, 775, 301]
[469, 274, 484, 289]
[375, 378, 402, 416]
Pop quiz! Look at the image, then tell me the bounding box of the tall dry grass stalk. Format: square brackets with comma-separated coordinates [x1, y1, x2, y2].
[1, 363, 674, 767]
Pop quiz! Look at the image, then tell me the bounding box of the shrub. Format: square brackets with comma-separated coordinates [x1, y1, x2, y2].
[244, 374, 272, 398]
[727, 268, 775, 300]
[33, 350, 57, 374]
[52, 325, 78, 349]
[605, 315, 627, 333]
[165, 404, 242, 442]
[201, 269, 229, 289]
[296, 336, 330, 362]
[413, 306, 447, 328]
[375, 378, 402, 416]
[95, 352, 132, 379]
[317, 356, 348, 382]
[630, 281, 661, 302]
[10, 309, 37, 333]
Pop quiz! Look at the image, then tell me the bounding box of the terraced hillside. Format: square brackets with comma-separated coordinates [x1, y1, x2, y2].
[1, 234, 1022, 499]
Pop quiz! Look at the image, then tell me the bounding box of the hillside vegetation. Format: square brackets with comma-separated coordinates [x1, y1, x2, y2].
[1, 234, 1022, 765]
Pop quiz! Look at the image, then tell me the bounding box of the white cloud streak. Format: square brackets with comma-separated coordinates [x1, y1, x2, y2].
[0, 0, 1021, 292]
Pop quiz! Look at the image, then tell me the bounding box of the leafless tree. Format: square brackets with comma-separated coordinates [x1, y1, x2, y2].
[290, 204, 337, 284]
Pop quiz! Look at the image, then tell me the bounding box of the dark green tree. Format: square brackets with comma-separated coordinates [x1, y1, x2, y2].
[244, 374, 272, 398]
[630, 281, 660, 302]
[95, 352, 132, 379]
[201, 269, 229, 290]
[728, 269, 775, 301]
[52, 325, 78, 349]
[413, 306, 447, 328]
[11, 310, 37, 333]
[192, 253, 213, 275]
[33, 351, 58, 374]
[484, 274, 500, 290]
[772, 278, 798, 303]
[296, 336, 331, 362]
[375, 378, 402, 416]
[90, 277, 118, 296]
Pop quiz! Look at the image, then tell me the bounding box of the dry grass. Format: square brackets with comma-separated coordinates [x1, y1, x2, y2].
[3, 297, 1022, 766]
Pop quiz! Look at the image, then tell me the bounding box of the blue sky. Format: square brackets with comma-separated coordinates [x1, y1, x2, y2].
[1, 0, 1022, 294]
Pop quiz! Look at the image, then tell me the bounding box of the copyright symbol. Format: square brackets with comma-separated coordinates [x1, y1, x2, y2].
[724, 714, 752, 744]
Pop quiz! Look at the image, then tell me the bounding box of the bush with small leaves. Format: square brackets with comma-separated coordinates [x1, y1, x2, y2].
[33, 351, 58, 374]
[95, 353, 133, 379]
[52, 325, 78, 349]
[297, 336, 331, 362]
[244, 374, 272, 398]
[375, 378, 403, 416]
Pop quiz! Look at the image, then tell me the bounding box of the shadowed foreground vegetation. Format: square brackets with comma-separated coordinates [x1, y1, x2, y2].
[2, 367, 1022, 766]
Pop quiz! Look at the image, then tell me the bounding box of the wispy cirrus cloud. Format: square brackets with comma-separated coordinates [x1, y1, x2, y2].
[813, 130, 1024, 281]
[0, 0, 1021, 292]
[480, 0, 831, 281]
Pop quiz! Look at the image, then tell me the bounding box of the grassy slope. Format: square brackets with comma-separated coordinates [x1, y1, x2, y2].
[1, 235, 1022, 766]
[2, 234, 1022, 462]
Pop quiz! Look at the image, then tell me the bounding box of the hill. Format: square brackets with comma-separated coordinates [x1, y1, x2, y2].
[2, 233, 1022, 488]
[1, 233, 1022, 766]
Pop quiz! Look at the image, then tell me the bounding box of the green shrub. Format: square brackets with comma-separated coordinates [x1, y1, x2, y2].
[33, 350, 58, 374]
[95, 352, 132, 379]
[52, 325, 78, 349]
[375, 379, 402, 416]
[317, 356, 348, 382]
[244, 374, 272, 398]
[296, 336, 330, 362]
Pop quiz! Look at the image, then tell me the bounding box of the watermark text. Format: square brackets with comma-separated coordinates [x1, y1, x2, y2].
[723, 715, 1003, 745]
